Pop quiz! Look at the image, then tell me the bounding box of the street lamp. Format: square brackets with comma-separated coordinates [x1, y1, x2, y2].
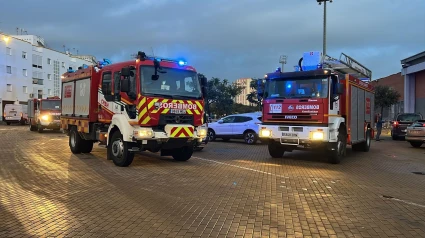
[279, 55, 287, 72]
[317, 0, 333, 58]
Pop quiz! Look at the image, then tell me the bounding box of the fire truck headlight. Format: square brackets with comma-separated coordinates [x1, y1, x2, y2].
[41, 115, 49, 121]
[134, 129, 154, 138]
[259, 129, 272, 137]
[311, 131, 324, 140]
[197, 128, 207, 137]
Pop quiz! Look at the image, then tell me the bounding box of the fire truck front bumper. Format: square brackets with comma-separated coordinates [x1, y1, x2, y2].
[131, 124, 207, 142]
[259, 125, 332, 146]
[39, 119, 61, 129]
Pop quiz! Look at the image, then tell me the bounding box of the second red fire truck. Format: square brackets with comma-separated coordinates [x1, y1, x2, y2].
[258, 51, 375, 164]
[60, 51, 208, 167]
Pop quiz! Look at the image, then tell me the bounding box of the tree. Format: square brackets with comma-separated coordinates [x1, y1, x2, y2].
[203, 76, 243, 117]
[374, 85, 401, 115]
[246, 78, 261, 107]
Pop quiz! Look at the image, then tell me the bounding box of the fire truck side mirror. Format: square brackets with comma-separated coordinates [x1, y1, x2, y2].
[121, 67, 131, 77]
[335, 83, 344, 95]
[257, 79, 264, 98]
[200, 76, 208, 97]
[121, 78, 130, 93]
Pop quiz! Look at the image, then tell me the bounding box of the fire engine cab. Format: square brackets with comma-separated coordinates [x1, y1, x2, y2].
[28, 96, 61, 132]
[60, 51, 208, 167]
[258, 51, 375, 164]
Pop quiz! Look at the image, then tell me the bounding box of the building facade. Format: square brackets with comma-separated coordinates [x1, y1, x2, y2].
[233, 78, 253, 106]
[401, 51, 425, 116]
[0, 33, 94, 117]
[371, 72, 404, 120]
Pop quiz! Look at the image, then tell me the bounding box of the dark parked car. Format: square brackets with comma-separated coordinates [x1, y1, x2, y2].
[391, 113, 423, 140]
[405, 120, 425, 148]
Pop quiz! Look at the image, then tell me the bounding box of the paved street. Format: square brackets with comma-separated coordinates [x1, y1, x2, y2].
[1, 124, 424, 238]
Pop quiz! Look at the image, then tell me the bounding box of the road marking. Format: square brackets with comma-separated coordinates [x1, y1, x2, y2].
[382, 195, 425, 208]
[192, 156, 286, 178]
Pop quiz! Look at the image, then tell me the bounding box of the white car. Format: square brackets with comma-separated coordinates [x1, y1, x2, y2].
[207, 112, 262, 145]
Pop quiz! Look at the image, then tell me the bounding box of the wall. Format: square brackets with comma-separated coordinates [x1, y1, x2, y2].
[415, 70, 425, 116]
[370, 72, 404, 120]
[0, 33, 94, 117]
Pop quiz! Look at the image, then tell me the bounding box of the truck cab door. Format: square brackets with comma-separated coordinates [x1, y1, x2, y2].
[329, 75, 341, 117]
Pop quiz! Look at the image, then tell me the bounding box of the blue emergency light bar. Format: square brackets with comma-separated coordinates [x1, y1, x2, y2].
[136, 51, 187, 66]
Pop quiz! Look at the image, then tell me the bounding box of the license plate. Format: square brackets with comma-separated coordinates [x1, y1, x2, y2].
[282, 132, 297, 137]
[170, 109, 186, 114]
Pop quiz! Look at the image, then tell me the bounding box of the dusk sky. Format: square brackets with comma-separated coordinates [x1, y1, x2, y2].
[2, 0, 424, 81]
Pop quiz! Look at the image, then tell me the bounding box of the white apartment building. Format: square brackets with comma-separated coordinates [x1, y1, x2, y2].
[233, 78, 253, 106]
[0, 33, 94, 117]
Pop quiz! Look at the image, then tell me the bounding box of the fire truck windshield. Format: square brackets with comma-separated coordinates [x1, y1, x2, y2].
[140, 66, 202, 99]
[264, 77, 329, 99]
[41, 100, 61, 110]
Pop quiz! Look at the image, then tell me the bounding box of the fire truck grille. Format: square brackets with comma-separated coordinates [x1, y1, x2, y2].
[159, 114, 194, 125]
[270, 114, 312, 120]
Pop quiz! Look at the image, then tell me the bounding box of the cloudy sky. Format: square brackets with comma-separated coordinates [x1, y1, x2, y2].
[2, 0, 424, 81]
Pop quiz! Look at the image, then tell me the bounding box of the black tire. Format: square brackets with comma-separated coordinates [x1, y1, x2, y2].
[268, 141, 284, 158]
[361, 130, 371, 152]
[37, 122, 43, 133]
[29, 122, 36, 131]
[244, 131, 258, 145]
[81, 141, 94, 153]
[391, 131, 398, 140]
[172, 146, 193, 161]
[108, 130, 135, 167]
[69, 127, 82, 154]
[207, 129, 216, 142]
[409, 141, 423, 148]
[6, 122, 11, 125]
[329, 130, 346, 164]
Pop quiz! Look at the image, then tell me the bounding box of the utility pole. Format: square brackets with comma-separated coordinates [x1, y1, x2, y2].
[317, 0, 333, 58]
[279, 55, 287, 72]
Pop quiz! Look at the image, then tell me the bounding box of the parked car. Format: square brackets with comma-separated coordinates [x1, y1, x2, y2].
[391, 113, 423, 140]
[207, 112, 262, 145]
[405, 120, 425, 148]
[194, 123, 209, 151]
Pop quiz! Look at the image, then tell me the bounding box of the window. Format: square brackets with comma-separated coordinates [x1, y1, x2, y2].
[22, 51, 27, 59]
[113, 72, 121, 93]
[48, 89, 52, 96]
[396, 113, 422, 122]
[235, 116, 252, 123]
[101, 72, 112, 95]
[23, 69, 27, 76]
[6, 66, 12, 74]
[61, 62, 65, 68]
[23, 86, 28, 93]
[32, 54, 43, 69]
[222, 116, 235, 123]
[7, 84, 12, 92]
[47, 58, 51, 65]
[6, 47, 11, 55]
[47, 74, 51, 80]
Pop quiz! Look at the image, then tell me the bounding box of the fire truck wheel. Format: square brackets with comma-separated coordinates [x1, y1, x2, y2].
[69, 127, 83, 154]
[81, 141, 94, 153]
[172, 146, 193, 161]
[108, 131, 134, 167]
[361, 131, 371, 152]
[268, 141, 284, 158]
[328, 131, 346, 164]
[37, 123, 44, 133]
[29, 123, 36, 131]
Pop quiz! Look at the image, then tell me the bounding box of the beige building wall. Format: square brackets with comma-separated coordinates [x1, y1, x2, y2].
[233, 78, 253, 106]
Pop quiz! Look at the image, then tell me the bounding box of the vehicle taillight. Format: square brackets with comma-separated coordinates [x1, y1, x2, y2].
[393, 121, 399, 126]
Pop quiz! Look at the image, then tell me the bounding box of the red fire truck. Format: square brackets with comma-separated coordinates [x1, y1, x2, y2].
[60, 51, 208, 167]
[258, 51, 374, 164]
[28, 96, 62, 132]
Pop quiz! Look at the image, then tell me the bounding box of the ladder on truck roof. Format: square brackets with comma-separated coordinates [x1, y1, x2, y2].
[322, 53, 372, 81]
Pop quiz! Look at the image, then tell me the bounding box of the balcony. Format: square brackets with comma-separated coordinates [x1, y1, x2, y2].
[32, 78, 44, 85]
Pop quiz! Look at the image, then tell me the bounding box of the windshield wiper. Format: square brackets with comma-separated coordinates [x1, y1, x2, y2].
[169, 94, 201, 99]
[291, 95, 312, 98]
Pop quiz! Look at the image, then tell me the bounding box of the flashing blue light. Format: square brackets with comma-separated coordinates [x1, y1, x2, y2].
[276, 67, 281, 72]
[287, 84, 291, 89]
[178, 60, 187, 66]
[317, 63, 322, 69]
[82, 64, 88, 69]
